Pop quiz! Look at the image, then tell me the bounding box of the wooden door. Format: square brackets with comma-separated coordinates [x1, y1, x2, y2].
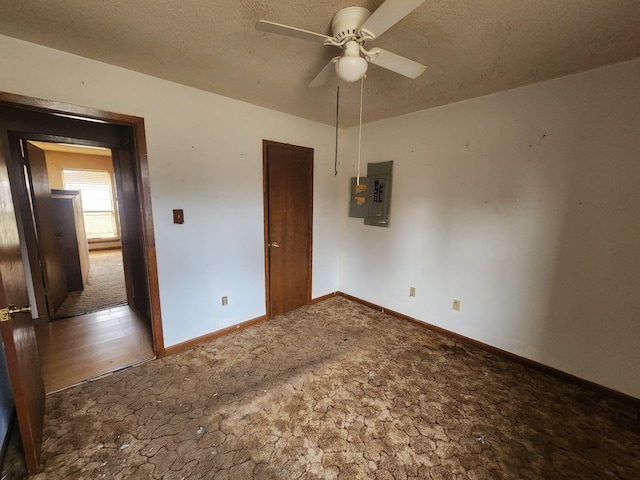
[113, 147, 150, 318]
[23, 140, 68, 315]
[6, 137, 48, 320]
[263, 141, 313, 317]
[9, 140, 67, 316]
[0, 136, 46, 474]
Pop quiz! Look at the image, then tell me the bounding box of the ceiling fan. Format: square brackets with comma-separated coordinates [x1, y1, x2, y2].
[256, 0, 427, 87]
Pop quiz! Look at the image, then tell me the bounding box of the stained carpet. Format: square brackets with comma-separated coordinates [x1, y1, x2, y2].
[5, 296, 640, 479]
[54, 249, 127, 319]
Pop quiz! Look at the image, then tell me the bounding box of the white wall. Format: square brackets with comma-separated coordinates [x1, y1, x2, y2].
[0, 35, 341, 347]
[340, 58, 640, 398]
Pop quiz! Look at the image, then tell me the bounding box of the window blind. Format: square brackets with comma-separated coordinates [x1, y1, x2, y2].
[62, 169, 118, 240]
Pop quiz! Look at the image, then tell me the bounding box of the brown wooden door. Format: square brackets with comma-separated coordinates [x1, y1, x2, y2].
[24, 141, 68, 315]
[0, 136, 46, 474]
[113, 147, 150, 318]
[6, 136, 47, 320]
[263, 141, 313, 317]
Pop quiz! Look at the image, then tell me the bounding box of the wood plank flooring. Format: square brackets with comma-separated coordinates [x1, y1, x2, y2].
[35, 305, 154, 393]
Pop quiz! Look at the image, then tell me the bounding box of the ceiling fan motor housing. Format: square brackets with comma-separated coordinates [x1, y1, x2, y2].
[331, 7, 372, 42]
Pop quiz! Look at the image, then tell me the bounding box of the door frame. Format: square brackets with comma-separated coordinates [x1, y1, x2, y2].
[0, 91, 165, 357]
[262, 140, 313, 318]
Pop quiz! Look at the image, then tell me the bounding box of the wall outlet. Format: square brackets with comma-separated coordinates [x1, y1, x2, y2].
[222, 296, 228, 306]
[452, 299, 461, 311]
[409, 286, 416, 297]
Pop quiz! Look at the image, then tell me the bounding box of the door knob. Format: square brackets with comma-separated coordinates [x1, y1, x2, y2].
[0, 304, 32, 322]
[270, 241, 280, 248]
[9, 304, 32, 316]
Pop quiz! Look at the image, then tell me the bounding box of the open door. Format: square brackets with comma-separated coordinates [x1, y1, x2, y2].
[0, 136, 46, 474]
[23, 140, 68, 315]
[5, 136, 70, 321]
[263, 140, 313, 317]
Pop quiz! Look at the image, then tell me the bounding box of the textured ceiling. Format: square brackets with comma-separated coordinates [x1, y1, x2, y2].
[1, 1, 639, 127]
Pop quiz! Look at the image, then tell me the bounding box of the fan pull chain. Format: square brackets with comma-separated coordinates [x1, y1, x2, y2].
[334, 86, 340, 176]
[357, 75, 365, 185]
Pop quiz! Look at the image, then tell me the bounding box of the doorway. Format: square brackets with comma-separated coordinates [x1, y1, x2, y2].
[263, 140, 313, 318]
[14, 138, 154, 392]
[38, 141, 126, 318]
[5, 128, 159, 390]
[0, 92, 164, 473]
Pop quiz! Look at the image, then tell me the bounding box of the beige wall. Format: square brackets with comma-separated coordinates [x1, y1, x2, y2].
[44, 150, 114, 189]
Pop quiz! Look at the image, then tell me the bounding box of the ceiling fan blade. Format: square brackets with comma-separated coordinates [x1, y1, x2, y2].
[309, 58, 340, 87]
[358, 0, 426, 39]
[256, 20, 333, 45]
[368, 48, 426, 79]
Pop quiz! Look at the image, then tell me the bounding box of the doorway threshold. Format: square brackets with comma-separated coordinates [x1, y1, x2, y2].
[35, 306, 155, 393]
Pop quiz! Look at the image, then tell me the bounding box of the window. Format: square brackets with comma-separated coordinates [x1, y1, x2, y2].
[62, 169, 119, 240]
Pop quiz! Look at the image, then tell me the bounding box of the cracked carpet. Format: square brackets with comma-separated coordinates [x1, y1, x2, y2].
[11, 296, 640, 478]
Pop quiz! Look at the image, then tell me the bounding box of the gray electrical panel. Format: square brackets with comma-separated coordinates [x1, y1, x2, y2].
[349, 161, 393, 227]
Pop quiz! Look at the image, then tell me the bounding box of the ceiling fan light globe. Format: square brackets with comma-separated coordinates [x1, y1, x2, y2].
[335, 56, 368, 82]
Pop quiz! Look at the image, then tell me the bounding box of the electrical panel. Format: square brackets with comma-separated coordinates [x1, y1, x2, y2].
[349, 160, 392, 227]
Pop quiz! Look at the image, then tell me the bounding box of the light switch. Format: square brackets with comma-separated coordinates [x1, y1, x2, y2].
[173, 209, 184, 224]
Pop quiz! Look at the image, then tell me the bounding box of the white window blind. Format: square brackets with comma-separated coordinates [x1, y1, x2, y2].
[62, 169, 118, 240]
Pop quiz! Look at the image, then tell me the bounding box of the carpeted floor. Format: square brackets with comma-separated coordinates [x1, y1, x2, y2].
[5, 296, 640, 479]
[53, 249, 127, 319]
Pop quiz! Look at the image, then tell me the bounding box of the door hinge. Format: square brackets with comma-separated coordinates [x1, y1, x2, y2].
[0, 308, 9, 322]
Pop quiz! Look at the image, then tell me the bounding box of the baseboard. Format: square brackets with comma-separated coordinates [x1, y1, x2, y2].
[88, 244, 122, 251]
[310, 292, 339, 304]
[164, 314, 267, 356]
[163, 293, 337, 356]
[337, 292, 640, 408]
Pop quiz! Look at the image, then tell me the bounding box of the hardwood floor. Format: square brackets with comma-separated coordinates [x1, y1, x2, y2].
[35, 305, 155, 393]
